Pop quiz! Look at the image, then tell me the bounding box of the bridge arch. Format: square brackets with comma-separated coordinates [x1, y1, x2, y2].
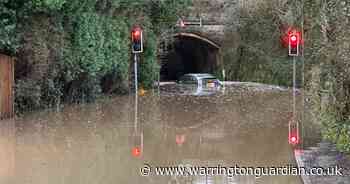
[160, 32, 221, 81]
[173, 33, 221, 49]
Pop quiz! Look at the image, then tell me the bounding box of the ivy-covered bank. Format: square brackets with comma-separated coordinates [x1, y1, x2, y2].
[0, 0, 191, 112]
[221, 0, 304, 87]
[304, 0, 350, 153]
[222, 0, 350, 153]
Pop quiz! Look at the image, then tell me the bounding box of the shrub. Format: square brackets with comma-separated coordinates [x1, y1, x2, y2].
[63, 13, 129, 102]
[139, 30, 160, 88]
[14, 79, 41, 112]
[32, 0, 66, 12]
[0, 0, 20, 54]
[2, 0, 192, 111]
[321, 110, 350, 153]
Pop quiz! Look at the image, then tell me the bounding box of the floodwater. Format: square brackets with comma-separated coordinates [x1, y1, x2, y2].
[0, 84, 303, 184]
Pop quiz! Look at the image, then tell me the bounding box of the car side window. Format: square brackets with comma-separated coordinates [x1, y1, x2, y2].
[180, 76, 188, 84]
[180, 76, 195, 84]
[183, 76, 191, 84]
[179, 76, 187, 83]
[189, 77, 197, 84]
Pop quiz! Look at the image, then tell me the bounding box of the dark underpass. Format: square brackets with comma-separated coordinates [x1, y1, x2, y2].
[160, 35, 220, 81]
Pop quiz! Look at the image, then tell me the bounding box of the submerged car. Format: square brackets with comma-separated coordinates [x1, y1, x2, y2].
[177, 73, 223, 96]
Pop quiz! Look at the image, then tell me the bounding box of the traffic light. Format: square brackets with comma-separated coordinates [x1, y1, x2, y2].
[131, 27, 143, 53]
[288, 31, 300, 56]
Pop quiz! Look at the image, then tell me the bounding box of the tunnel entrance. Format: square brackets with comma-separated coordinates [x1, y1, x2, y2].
[160, 34, 220, 81]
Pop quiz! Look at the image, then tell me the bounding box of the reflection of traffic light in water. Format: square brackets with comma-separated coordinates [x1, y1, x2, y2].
[132, 146, 141, 157]
[131, 72, 143, 158]
[289, 119, 299, 145]
[176, 134, 186, 146]
[132, 133, 143, 157]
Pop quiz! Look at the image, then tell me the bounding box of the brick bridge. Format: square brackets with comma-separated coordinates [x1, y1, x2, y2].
[159, 0, 239, 81]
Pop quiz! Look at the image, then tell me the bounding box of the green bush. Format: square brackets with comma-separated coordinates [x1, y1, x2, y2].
[305, 0, 350, 153]
[0, 0, 20, 54]
[139, 31, 160, 88]
[32, 0, 66, 12]
[63, 13, 129, 102]
[14, 80, 42, 112]
[223, 0, 303, 87]
[149, 0, 192, 33]
[1, 0, 192, 111]
[321, 111, 350, 153]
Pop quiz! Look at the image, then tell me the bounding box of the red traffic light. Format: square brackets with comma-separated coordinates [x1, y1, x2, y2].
[281, 28, 303, 47]
[131, 26, 143, 53]
[289, 135, 298, 144]
[288, 30, 301, 56]
[132, 29, 141, 40]
[289, 33, 299, 47]
[291, 35, 297, 41]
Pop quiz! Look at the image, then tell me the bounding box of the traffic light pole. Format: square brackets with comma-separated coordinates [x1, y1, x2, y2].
[134, 53, 138, 131]
[293, 56, 297, 117]
[134, 54, 138, 94]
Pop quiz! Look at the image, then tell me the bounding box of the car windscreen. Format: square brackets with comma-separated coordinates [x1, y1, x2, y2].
[202, 78, 217, 82]
[201, 78, 219, 86]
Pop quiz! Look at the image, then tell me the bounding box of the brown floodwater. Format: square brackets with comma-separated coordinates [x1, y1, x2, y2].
[0, 84, 303, 184]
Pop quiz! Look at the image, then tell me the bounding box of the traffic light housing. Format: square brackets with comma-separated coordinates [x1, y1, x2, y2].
[131, 27, 143, 53]
[288, 32, 300, 56]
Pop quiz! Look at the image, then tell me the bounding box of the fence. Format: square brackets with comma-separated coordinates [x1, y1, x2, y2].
[0, 54, 14, 119]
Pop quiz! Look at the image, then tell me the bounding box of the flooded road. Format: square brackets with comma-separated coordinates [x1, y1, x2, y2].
[1, 84, 303, 184]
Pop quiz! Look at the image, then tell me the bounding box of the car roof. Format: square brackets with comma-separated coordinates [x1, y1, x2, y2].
[183, 73, 216, 78]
